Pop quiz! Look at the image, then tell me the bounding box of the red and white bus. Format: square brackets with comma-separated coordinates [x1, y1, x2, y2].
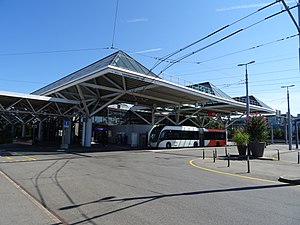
[148, 125, 226, 148]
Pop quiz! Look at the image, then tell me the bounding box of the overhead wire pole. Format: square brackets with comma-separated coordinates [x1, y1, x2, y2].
[298, 0, 300, 149]
[238, 61, 255, 173]
[279, 0, 300, 32]
[281, 85, 295, 150]
[278, 0, 300, 150]
[238, 61, 256, 120]
[278, 0, 300, 67]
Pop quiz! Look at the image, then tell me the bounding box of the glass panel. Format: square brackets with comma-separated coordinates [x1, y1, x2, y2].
[32, 51, 159, 95]
[119, 54, 137, 71]
[112, 55, 127, 68]
[33, 52, 116, 95]
[127, 57, 148, 74]
[111, 51, 158, 77]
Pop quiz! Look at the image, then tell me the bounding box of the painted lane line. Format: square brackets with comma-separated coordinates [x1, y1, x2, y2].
[13, 152, 37, 161]
[21, 155, 37, 161]
[189, 158, 277, 184]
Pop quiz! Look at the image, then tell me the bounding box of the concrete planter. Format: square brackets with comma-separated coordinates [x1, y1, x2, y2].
[237, 145, 247, 156]
[248, 142, 265, 157]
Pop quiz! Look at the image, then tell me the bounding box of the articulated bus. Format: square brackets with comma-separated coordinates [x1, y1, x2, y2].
[148, 125, 226, 148]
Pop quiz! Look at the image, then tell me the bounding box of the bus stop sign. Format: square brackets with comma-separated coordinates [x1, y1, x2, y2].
[63, 120, 70, 128]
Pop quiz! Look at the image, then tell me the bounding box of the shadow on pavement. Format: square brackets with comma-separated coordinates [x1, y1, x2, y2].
[58, 183, 292, 225]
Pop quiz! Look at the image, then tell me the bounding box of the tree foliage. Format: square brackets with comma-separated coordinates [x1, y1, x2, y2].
[246, 115, 269, 142]
[233, 128, 249, 146]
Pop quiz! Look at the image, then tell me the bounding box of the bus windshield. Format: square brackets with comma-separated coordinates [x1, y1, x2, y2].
[149, 126, 164, 142]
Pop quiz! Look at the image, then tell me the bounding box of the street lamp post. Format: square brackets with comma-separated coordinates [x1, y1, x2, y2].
[238, 61, 255, 120]
[238, 60, 255, 173]
[281, 85, 295, 150]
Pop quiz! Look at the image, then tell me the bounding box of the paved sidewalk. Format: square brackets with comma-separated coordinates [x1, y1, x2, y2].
[0, 170, 63, 225]
[191, 144, 300, 184]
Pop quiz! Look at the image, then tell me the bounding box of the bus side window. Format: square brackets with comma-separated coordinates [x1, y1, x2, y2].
[160, 131, 170, 140]
[165, 131, 173, 140]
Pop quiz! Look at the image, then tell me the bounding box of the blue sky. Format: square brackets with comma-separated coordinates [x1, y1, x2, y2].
[0, 0, 300, 115]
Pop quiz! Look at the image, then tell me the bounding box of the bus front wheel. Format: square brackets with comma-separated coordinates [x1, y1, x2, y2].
[166, 142, 171, 149]
[194, 142, 198, 147]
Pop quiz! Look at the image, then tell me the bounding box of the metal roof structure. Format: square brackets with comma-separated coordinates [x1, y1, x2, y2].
[31, 51, 274, 116]
[33, 50, 158, 96]
[0, 50, 274, 127]
[0, 90, 80, 125]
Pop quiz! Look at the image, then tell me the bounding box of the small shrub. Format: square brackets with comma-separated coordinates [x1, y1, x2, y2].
[246, 115, 269, 143]
[233, 128, 249, 146]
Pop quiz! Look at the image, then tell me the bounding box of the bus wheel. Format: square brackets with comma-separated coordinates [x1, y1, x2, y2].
[216, 141, 220, 147]
[193, 142, 198, 147]
[166, 142, 171, 149]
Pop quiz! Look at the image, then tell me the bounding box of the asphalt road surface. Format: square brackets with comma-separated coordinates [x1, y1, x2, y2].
[0, 148, 299, 225]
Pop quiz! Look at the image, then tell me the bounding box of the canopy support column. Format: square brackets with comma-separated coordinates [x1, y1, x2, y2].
[38, 121, 43, 142]
[151, 106, 156, 125]
[175, 105, 181, 125]
[61, 120, 72, 149]
[21, 123, 26, 138]
[81, 117, 92, 147]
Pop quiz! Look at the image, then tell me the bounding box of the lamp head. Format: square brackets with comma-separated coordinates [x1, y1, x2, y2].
[281, 85, 295, 88]
[238, 61, 255, 67]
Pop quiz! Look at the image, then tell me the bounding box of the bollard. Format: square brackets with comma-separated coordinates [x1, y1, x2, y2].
[247, 154, 251, 173]
[203, 150, 205, 160]
[213, 150, 216, 163]
[227, 153, 230, 167]
[225, 147, 228, 156]
[277, 150, 280, 161]
[298, 152, 300, 164]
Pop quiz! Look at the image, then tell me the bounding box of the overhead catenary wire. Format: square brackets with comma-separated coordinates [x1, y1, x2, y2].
[180, 70, 298, 91]
[176, 56, 298, 77]
[0, 47, 111, 57]
[214, 68, 299, 83]
[226, 86, 300, 95]
[218, 79, 300, 97]
[0, 2, 297, 91]
[192, 33, 299, 65]
[3, 46, 296, 87]
[134, 34, 298, 80]
[218, 75, 300, 89]
[226, 84, 300, 93]
[1, 6, 295, 64]
[159, 4, 299, 74]
[148, 1, 279, 73]
[0, 78, 47, 85]
[193, 67, 299, 88]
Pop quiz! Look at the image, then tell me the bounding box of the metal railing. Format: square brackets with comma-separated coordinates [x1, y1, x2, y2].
[159, 73, 213, 95]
